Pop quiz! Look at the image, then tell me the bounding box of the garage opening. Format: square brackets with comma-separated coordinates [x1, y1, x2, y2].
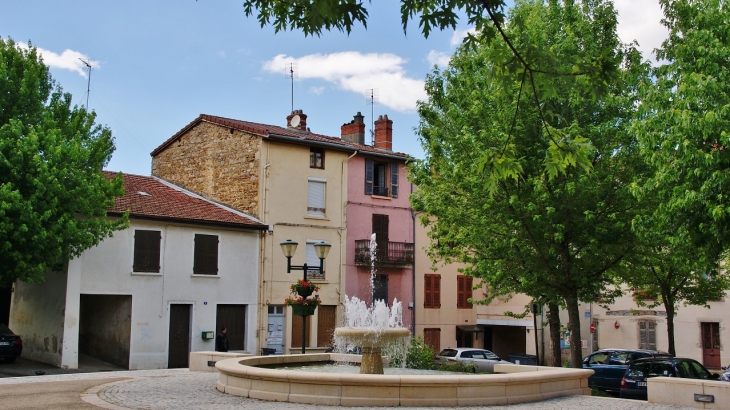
[482, 325, 526, 361]
[79, 294, 132, 369]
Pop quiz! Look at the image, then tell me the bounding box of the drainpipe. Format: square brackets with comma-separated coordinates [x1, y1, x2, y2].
[410, 182, 416, 336]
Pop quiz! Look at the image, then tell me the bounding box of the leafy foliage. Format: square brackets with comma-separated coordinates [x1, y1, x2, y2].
[627, 0, 730, 356]
[0, 38, 127, 286]
[404, 336, 436, 369]
[409, 0, 649, 368]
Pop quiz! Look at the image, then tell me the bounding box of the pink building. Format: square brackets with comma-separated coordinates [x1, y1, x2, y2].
[341, 113, 415, 330]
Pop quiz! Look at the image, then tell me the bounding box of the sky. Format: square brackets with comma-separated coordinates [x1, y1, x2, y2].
[2, 1, 668, 176]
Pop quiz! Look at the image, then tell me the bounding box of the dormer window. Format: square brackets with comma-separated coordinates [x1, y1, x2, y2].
[310, 147, 324, 169]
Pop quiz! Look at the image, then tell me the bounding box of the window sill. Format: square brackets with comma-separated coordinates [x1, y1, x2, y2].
[131, 272, 162, 276]
[191, 274, 220, 278]
[304, 215, 329, 221]
[370, 195, 392, 200]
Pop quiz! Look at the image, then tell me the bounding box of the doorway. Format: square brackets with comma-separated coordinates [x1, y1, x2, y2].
[701, 322, 721, 369]
[79, 294, 132, 369]
[168, 304, 191, 368]
[266, 305, 285, 354]
[216, 304, 246, 351]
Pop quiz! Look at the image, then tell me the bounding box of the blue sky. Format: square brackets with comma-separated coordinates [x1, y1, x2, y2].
[2, 1, 666, 176]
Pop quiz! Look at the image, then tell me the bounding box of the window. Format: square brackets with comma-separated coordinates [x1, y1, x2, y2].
[424, 328, 441, 353]
[424, 274, 441, 308]
[317, 305, 336, 347]
[587, 352, 609, 365]
[372, 214, 389, 260]
[310, 147, 324, 169]
[305, 240, 325, 279]
[364, 159, 399, 198]
[638, 320, 656, 350]
[457, 275, 473, 309]
[373, 274, 388, 304]
[608, 352, 631, 365]
[193, 234, 218, 275]
[307, 179, 326, 216]
[133, 230, 161, 272]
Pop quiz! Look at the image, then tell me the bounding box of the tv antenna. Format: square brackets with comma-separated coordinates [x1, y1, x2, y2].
[79, 58, 92, 110]
[366, 89, 379, 145]
[285, 62, 298, 113]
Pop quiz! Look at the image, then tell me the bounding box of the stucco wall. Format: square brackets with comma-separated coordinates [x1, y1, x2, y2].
[9, 271, 67, 366]
[151, 121, 262, 218]
[62, 219, 260, 369]
[345, 155, 414, 328]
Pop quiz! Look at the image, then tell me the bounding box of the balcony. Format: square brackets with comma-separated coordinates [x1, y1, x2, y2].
[355, 240, 414, 267]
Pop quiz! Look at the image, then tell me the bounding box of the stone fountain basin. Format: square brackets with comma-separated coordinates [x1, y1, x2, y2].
[334, 328, 410, 347]
[215, 353, 593, 407]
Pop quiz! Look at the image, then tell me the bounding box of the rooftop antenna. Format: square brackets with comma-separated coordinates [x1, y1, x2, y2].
[366, 88, 379, 145]
[286, 62, 298, 113]
[79, 58, 92, 111]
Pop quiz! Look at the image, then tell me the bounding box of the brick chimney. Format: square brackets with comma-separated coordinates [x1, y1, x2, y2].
[341, 112, 366, 145]
[286, 109, 308, 131]
[374, 114, 392, 150]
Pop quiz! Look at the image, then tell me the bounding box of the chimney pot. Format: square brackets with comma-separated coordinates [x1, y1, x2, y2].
[374, 114, 393, 151]
[341, 112, 366, 145]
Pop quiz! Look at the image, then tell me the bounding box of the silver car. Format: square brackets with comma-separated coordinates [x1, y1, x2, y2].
[435, 348, 511, 373]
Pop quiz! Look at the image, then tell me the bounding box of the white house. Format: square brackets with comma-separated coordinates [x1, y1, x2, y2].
[9, 172, 268, 369]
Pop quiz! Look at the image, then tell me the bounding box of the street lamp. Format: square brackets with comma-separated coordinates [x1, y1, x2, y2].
[280, 239, 331, 354]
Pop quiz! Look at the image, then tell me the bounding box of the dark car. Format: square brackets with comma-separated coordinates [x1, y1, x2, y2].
[0, 324, 22, 363]
[582, 348, 672, 393]
[620, 357, 720, 400]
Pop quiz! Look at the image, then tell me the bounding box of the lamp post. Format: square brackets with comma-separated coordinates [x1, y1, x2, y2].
[280, 239, 331, 354]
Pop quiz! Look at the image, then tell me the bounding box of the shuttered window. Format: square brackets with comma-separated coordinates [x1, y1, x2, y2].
[390, 162, 399, 198]
[193, 234, 218, 275]
[423, 328, 441, 354]
[424, 274, 441, 308]
[133, 230, 161, 272]
[307, 180, 326, 216]
[291, 313, 311, 348]
[317, 305, 337, 347]
[457, 275, 473, 309]
[365, 159, 374, 195]
[638, 320, 656, 350]
[305, 240, 324, 279]
[373, 274, 388, 304]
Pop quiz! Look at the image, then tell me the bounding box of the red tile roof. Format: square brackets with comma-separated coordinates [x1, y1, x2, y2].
[105, 171, 267, 230]
[150, 114, 409, 159]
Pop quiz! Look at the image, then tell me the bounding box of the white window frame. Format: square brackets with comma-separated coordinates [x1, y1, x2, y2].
[305, 239, 325, 279]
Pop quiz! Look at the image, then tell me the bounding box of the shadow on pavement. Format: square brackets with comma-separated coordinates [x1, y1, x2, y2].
[0, 354, 126, 378]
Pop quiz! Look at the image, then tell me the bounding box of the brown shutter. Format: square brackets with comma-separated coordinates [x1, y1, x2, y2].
[424, 275, 432, 308]
[194, 234, 219, 275]
[435, 274, 441, 308]
[291, 314, 311, 348]
[134, 230, 161, 273]
[424, 328, 441, 353]
[317, 305, 336, 347]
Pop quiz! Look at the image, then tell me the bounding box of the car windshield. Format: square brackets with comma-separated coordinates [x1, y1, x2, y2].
[438, 349, 458, 358]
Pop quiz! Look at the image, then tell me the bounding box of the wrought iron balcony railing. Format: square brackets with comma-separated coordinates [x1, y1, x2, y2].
[355, 240, 414, 267]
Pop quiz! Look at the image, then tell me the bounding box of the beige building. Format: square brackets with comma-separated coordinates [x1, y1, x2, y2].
[151, 111, 399, 354]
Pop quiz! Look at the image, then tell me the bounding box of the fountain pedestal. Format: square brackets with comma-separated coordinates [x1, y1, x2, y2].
[361, 347, 384, 374]
[334, 327, 411, 374]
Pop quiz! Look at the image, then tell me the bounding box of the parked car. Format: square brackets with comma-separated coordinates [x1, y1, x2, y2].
[620, 357, 720, 400]
[582, 348, 672, 393]
[720, 364, 730, 382]
[0, 324, 22, 363]
[435, 348, 511, 373]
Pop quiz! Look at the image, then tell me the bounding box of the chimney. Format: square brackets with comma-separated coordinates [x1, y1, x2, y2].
[286, 109, 308, 131]
[341, 112, 366, 145]
[374, 114, 393, 150]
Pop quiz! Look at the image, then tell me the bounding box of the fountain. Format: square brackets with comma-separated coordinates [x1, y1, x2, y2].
[213, 234, 594, 406]
[333, 233, 410, 374]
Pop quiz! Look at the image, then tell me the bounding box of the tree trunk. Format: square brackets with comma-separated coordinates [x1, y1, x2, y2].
[663, 294, 676, 356]
[547, 302, 562, 367]
[565, 296, 583, 368]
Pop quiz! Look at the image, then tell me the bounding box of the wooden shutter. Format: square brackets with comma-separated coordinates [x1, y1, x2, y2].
[317, 305, 336, 347]
[372, 214, 389, 242]
[133, 230, 161, 272]
[307, 181, 326, 216]
[390, 162, 399, 198]
[639, 321, 656, 350]
[423, 328, 441, 354]
[457, 275, 473, 309]
[291, 313, 311, 348]
[424, 274, 441, 308]
[194, 234, 219, 275]
[365, 159, 374, 195]
[434, 274, 441, 308]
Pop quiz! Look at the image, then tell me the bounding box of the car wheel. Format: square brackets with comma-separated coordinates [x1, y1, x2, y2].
[4, 357, 16, 364]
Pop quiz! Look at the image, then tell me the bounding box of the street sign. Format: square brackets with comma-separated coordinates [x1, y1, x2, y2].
[590, 323, 596, 333]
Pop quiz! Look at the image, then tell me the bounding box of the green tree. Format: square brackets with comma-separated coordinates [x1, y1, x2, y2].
[628, 0, 730, 356]
[0, 38, 127, 286]
[409, 0, 649, 368]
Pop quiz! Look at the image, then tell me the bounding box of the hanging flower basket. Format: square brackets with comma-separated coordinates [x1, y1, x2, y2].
[290, 279, 320, 298]
[291, 303, 318, 317]
[285, 279, 321, 317]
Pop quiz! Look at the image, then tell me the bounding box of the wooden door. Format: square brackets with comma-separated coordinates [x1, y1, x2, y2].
[701, 322, 721, 368]
[168, 304, 191, 368]
[372, 214, 389, 261]
[216, 304, 246, 351]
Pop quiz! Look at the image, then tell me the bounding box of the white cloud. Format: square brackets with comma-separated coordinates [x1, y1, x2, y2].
[614, 0, 668, 63]
[16, 43, 98, 77]
[263, 52, 426, 112]
[451, 27, 477, 47]
[309, 86, 325, 95]
[427, 50, 451, 68]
